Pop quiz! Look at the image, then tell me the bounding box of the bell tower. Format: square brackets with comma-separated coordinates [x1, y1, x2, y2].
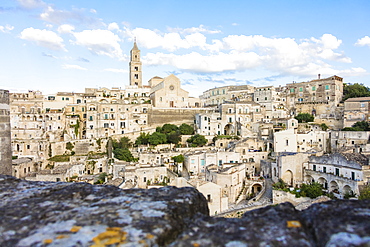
[129, 41, 142, 87]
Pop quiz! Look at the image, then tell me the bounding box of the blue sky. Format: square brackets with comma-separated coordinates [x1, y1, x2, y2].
[1, 0, 370, 97]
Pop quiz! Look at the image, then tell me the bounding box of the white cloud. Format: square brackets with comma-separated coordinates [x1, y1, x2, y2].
[104, 68, 127, 73]
[167, 25, 221, 34]
[16, 0, 46, 9]
[108, 22, 120, 31]
[57, 24, 75, 34]
[0, 24, 14, 33]
[90, 9, 97, 14]
[138, 30, 355, 77]
[62, 64, 87, 70]
[40, 6, 100, 25]
[144, 51, 262, 73]
[20, 27, 66, 51]
[71, 29, 123, 58]
[356, 36, 370, 47]
[124, 27, 209, 51]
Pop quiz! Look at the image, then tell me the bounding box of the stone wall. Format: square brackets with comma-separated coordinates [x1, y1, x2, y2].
[147, 108, 208, 125]
[0, 175, 368, 246]
[0, 90, 11, 175]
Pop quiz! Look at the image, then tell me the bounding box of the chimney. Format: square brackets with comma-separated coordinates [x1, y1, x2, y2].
[318, 74, 321, 79]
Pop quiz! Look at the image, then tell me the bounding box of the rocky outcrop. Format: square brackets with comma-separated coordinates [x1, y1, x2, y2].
[0, 175, 369, 246]
[0, 175, 208, 246]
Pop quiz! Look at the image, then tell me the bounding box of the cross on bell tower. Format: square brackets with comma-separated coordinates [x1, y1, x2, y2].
[129, 39, 142, 87]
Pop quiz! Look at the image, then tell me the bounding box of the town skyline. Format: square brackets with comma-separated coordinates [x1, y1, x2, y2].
[1, 0, 370, 97]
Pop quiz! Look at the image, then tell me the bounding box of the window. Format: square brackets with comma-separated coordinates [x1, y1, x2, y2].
[134, 66, 138, 71]
[312, 86, 316, 91]
[335, 168, 339, 176]
[72, 107, 74, 112]
[134, 74, 138, 79]
[104, 123, 109, 128]
[66, 98, 69, 101]
[286, 140, 289, 146]
[290, 88, 295, 93]
[299, 87, 303, 92]
[89, 116, 93, 121]
[325, 85, 330, 90]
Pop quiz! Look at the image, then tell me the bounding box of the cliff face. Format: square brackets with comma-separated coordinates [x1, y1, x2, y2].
[0, 175, 369, 247]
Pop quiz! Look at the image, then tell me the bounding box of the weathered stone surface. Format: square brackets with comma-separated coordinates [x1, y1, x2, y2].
[0, 175, 209, 246]
[172, 203, 313, 247]
[0, 175, 369, 247]
[301, 200, 370, 247]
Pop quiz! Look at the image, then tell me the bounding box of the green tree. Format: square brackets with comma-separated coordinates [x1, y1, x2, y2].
[295, 113, 314, 123]
[148, 132, 167, 145]
[135, 132, 150, 146]
[352, 121, 370, 131]
[343, 83, 370, 102]
[342, 121, 370, 131]
[66, 142, 74, 151]
[167, 131, 181, 144]
[159, 124, 178, 134]
[300, 182, 324, 199]
[272, 179, 288, 190]
[113, 137, 132, 149]
[113, 148, 134, 162]
[320, 123, 329, 131]
[179, 123, 194, 135]
[172, 154, 185, 163]
[187, 134, 207, 147]
[358, 184, 370, 200]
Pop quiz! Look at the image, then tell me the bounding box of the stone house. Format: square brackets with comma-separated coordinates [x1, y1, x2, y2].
[205, 163, 246, 203]
[343, 97, 370, 128]
[185, 150, 240, 176]
[305, 152, 369, 197]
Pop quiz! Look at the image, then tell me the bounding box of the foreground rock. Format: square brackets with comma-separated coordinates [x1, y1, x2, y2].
[0, 175, 209, 246]
[0, 175, 369, 246]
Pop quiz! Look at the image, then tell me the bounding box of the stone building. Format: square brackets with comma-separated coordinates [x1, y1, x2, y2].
[205, 163, 246, 204]
[150, 74, 195, 108]
[185, 150, 241, 176]
[285, 75, 344, 129]
[343, 97, 370, 128]
[200, 85, 255, 107]
[129, 41, 143, 87]
[277, 152, 310, 187]
[0, 89, 12, 175]
[274, 129, 328, 153]
[330, 130, 370, 153]
[305, 152, 370, 197]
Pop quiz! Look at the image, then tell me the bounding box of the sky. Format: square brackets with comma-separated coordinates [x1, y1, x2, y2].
[1, 0, 370, 97]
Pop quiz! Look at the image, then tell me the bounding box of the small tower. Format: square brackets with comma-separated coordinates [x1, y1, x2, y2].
[129, 41, 142, 87]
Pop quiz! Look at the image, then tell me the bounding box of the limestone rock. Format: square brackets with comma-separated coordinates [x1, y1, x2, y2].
[172, 203, 313, 246]
[0, 175, 369, 247]
[0, 175, 209, 246]
[301, 200, 370, 247]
